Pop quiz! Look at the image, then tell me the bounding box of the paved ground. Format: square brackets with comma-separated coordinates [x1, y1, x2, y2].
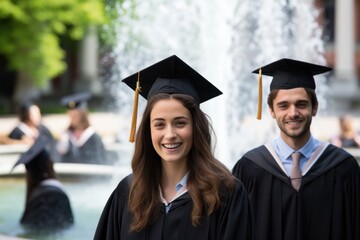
[0, 234, 30, 240]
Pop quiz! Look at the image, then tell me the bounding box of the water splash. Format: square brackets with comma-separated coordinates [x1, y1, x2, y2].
[227, 0, 329, 166]
[108, 0, 328, 169]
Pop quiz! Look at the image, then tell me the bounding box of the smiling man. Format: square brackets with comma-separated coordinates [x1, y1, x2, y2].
[232, 58, 360, 240]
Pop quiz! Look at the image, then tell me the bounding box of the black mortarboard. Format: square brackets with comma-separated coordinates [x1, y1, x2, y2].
[122, 55, 222, 142]
[19, 101, 33, 113]
[252, 58, 332, 119]
[122, 55, 222, 103]
[11, 136, 50, 171]
[252, 58, 332, 90]
[60, 92, 91, 110]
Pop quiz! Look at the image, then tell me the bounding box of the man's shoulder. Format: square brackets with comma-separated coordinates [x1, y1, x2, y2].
[234, 145, 272, 169]
[242, 145, 268, 158]
[309, 143, 359, 175]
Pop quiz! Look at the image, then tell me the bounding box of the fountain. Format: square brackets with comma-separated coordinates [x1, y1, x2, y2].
[110, 0, 329, 168]
[0, 0, 329, 239]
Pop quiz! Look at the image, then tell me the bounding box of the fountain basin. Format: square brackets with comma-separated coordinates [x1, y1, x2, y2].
[0, 165, 131, 240]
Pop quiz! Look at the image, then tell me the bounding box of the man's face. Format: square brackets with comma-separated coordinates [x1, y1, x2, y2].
[269, 88, 318, 145]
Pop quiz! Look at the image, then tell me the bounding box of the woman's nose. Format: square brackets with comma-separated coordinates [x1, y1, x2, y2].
[165, 127, 176, 139]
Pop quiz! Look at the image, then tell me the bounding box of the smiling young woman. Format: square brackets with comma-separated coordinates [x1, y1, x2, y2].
[94, 55, 252, 240]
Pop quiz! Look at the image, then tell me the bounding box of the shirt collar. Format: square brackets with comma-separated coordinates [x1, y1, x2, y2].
[159, 171, 189, 205]
[275, 134, 317, 159]
[176, 171, 189, 191]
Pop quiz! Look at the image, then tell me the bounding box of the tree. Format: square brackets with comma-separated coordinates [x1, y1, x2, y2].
[0, 0, 107, 102]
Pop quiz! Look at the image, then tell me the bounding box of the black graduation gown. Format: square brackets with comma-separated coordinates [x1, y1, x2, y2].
[94, 174, 252, 240]
[232, 144, 360, 240]
[21, 184, 74, 229]
[8, 126, 25, 139]
[9, 124, 60, 161]
[60, 132, 107, 164]
[8, 124, 53, 140]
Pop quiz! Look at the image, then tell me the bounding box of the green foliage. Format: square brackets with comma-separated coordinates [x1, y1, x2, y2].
[0, 0, 106, 87]
[99, 0, 137, 50]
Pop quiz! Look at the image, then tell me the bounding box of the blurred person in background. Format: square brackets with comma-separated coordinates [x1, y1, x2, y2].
[8, 101, 54, 145]
[330, 114, 360, 148]
[56, 93, 107, 164]
[11, 136, 74, 230]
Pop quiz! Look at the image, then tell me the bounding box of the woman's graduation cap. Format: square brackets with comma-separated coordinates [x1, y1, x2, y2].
[11, 136, 50, 172]
[122, 55, 222, 142]
[252, 58, 332, 119]
[60, 92, 91, 110]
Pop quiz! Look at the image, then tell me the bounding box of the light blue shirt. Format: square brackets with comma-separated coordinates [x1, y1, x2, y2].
[272, 135, 320, 175]
[162, 172, 189, 213]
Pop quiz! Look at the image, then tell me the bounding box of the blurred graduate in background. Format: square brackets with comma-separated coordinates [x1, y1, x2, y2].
[56, 93, 107, 164]
[330, 114, 360, 148]
[12, 136, 74, 229]
[8, 101, 55, 145]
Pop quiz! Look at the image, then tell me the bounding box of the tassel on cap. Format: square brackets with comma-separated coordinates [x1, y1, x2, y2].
[256, 68, 262, 120]
[129, 72, 142, 142]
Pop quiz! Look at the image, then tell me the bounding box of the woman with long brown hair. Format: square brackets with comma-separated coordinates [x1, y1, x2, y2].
[94, 55, 252, 240]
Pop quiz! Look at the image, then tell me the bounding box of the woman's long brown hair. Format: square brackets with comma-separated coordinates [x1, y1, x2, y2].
[129, 93, 235, 232]
[25, 151, 57, 202]
[68, 109, 90, 131]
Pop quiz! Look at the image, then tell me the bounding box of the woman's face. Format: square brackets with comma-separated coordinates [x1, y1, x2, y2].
[28, 105, 42, 126]
[150, 98, 193, 166]
[68, 109, 81, 128]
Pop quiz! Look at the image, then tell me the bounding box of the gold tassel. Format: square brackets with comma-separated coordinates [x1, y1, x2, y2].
[129, 72, 142, 142]
[256, 68, 262, 120]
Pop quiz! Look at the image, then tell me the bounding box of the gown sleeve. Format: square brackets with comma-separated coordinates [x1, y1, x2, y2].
[341, 158, 360, 239]
[94, 176, 130, 240]
[216, 179, 253, 240]
[8, 126, 25, 140]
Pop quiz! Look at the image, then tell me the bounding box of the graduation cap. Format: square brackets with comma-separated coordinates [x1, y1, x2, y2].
[11, 136, 50, 172]
[19, 101, 34, 113]
[60, 92, 91, 110]
[252, 58, 332, 119]
[122, 55, 222, 142]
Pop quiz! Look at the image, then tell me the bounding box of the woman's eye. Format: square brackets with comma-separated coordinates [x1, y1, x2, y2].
[154, 122, 165, 127]
[175, 121, 186, 126]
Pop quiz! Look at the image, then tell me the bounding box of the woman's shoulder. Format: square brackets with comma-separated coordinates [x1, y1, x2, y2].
[113, 173, 133, 195]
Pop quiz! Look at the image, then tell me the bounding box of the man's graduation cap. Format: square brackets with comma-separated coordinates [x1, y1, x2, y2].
[252, 58, 332, 119]
[122, 55, 222, 142]
[11, 136, 50, 172]
[60, 92, 91, 110]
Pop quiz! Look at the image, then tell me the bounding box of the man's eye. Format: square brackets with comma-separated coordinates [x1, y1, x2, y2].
[297, 103, 308, 108]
